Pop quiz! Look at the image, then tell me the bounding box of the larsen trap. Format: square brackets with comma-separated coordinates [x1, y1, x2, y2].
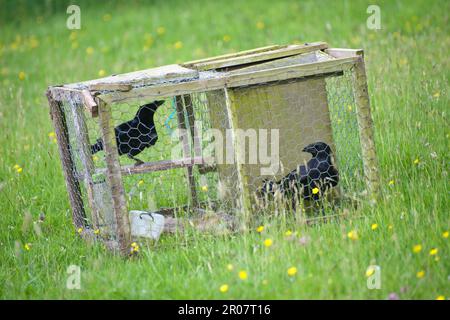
[46, 42, 380, 255]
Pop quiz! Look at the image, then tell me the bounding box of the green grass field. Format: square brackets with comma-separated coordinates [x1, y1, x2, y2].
[0, 0, 449, 299]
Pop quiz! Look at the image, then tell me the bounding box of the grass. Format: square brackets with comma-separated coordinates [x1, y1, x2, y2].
[0, 0, 449, 299]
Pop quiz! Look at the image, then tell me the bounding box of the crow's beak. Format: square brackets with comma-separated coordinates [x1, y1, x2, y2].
[154, 100, 165, 107]
[302, 144, 313, 153]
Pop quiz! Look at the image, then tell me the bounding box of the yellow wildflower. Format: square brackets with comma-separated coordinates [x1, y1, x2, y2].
[388, 180, 395, 185]
[98, 69, 106, 77]
[365, 266, 375, 277]
[16, 167, 23, 173]
[156, 26, 165, 35]
[238, 270, 248, 280]
[371, 223, 378, 231]
[312, 187, 319, 195]
[223, 35, 231, 42]
[432, 91, 440, 98]
[18, 71, 26, 80]
[347, 230, 359, 241]
[131, 242, 139, 253]
[262, 279, 268, 285]
[69, 31, 77, 41]
[256, 21, 265, 30]
[442, 231, 449, 238]
[226, 264, 234, 271]
[94, 229, 100, 235]
[285, 230, 292, 236]
[86, 47, 94, 55]
[219, 284, 229, 293]
[287, 267, 297, 277]
[413, 158, 420, 165]
[13, 164, 20, 169]
[24, 243, 31, 251]
[77, 227, 83, 234]
[436, 295, 445, 300]
[412, 244, 422, 253]
[416, 270, 425, 279]
[137, 180, 144, 187]
[92, 155, 99, 162]
[174, 41, 183, 50]
[263, 238, 273, 247]
[201, 185, 208, 192]
[256, 225, 264, 233]
[429, 248, 438, 256]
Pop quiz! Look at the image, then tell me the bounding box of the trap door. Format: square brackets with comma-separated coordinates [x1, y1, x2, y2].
[208, 77, 337, 213]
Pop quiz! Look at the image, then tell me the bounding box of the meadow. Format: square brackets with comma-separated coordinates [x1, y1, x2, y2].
[0, 0, 448, 299]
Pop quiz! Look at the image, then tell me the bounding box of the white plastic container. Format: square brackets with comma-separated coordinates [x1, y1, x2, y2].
[129, 210, 165, 240]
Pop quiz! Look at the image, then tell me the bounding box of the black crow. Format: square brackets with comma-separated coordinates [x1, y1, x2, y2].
[258, 141, 339, 205]
[91, 100, 164, 165]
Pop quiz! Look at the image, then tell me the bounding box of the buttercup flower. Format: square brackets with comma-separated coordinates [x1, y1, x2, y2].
[263, 238, 273, 247]
[347, 230, 359, 241]
[287, 267, 297, 277]
[238, 270, 248, 280]
[219, 284, 229, 293]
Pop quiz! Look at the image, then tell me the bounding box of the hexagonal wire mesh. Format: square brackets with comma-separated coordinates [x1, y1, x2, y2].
[56, 66, 368, 242]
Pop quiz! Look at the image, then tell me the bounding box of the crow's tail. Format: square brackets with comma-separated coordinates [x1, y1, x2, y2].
[91, 139, 103, 154]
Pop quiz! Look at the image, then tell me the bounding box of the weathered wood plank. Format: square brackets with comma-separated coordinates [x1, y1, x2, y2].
[175, 96, 199, 207]
[182, 45, 285, 67]
[89, 83, 132, 92]
[81, 89, 98, 117]
[65, 64, 199, 90]
[351, 54, 380, 199]
[95, 156, 215, 176]
[97, 98, 131, 256]
[325, 48, 364, 58]
[191, 42, 329, 71]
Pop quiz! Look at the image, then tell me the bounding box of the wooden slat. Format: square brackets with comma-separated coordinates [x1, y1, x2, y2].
[191, 42, 328, 71]
[115, 156, 214, 176]
[98, 56, 358, 105]
[182, 45, 285, 67]
[351, 54, 380, 199]
[81, 89, 98, 117]
[97, 98, 131, 256]
[64, 64, 199, 91]
[325, 48, 364, 59]
[89, 83, 132, 92]
[175, 96, 199, 207]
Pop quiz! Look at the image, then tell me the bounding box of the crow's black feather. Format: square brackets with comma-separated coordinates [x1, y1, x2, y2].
[91, 100, 164, 164]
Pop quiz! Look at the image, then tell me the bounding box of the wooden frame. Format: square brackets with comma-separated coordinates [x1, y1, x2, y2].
[47, 43, 380, 255]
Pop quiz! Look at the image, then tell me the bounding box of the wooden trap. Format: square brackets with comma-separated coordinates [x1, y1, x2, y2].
[46, 42, 379, 255]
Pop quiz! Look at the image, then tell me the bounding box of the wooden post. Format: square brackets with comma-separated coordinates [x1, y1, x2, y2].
[46, 89, 86, 229]
[69, 96, 100, 228]
[97, 98, 131, 255]
[351, 54, 380, 199]
[182, 94, 202, 158]
[175, 96, 199, 208]
[224, 88, 252, 230]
